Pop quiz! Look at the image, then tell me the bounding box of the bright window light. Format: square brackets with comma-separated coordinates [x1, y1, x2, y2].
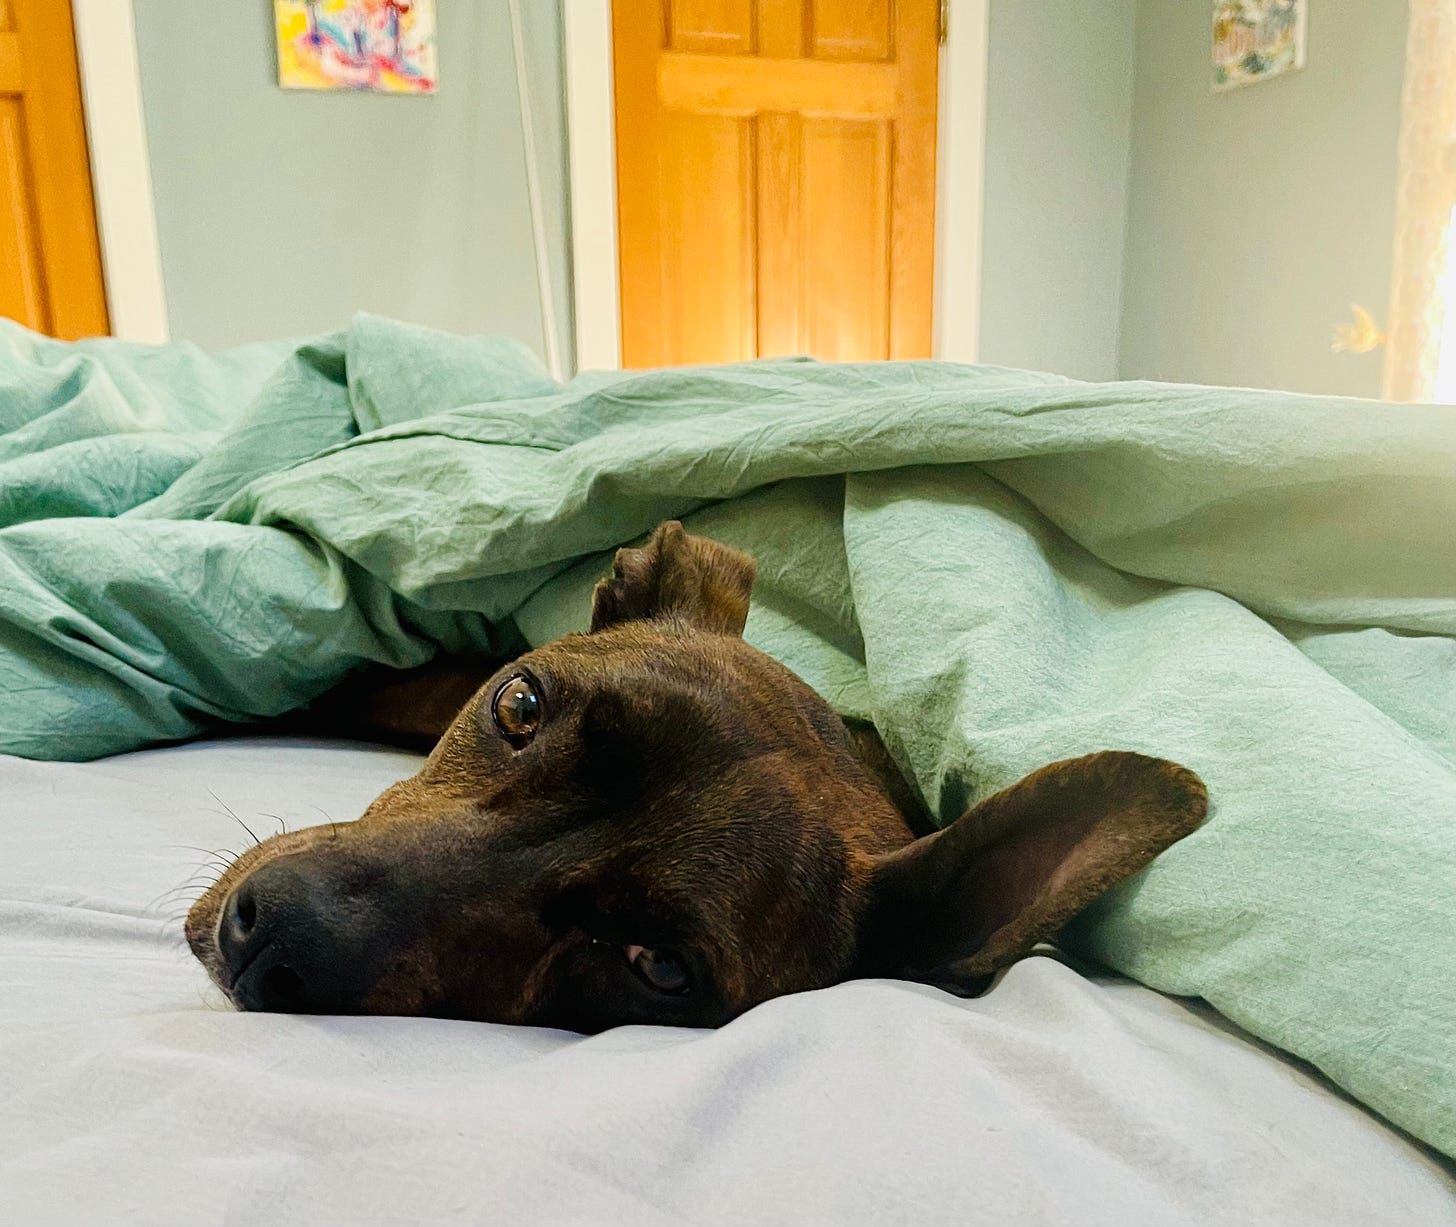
[1435, 205, 1456, 405]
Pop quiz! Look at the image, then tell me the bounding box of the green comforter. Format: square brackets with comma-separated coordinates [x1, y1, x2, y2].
[2, 314, 1454, 1160]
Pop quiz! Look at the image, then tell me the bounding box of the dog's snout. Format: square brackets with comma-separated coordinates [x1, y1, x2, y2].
[217, 859, 372, 1015]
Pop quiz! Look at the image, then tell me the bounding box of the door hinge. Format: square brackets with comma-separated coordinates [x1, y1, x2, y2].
[940, 0, 949, 44]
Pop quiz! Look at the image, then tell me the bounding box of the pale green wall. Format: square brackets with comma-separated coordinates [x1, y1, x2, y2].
[1119, 0, 1408, 396]
[978, 0, 1137, 382]
[132, 0, 572, 367]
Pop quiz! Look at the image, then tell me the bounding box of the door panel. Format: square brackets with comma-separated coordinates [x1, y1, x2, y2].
[666, 0, 756, 54]
[613, 0, 938, 368]
[0, 0, 108, 338]
[809, 0, 894, 61]
[754, 111, 801, 358]
[658, 111, 758, 365]
[0, 99, 46, 327]
[801, 117, 890, 360]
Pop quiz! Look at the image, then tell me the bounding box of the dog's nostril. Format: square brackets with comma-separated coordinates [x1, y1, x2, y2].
[217, 863, 365, 1015]
[234, 886, 257, 932]
[219, 883, 260, 964]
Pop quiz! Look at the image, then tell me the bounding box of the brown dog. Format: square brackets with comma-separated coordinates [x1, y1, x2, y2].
[186, 522, 1207, 1031]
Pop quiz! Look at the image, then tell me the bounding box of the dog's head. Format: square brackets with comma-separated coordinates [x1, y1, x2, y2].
[187, 522, 1206, 1030]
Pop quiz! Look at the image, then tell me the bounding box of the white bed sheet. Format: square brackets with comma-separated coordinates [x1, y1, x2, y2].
[2, 738, 1452, 1226]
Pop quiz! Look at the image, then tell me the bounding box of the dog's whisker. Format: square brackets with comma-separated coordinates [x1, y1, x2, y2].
[144, 892, 207, 917]
[309, 804, 343, 842]
[164, 869, 226, 891]
[206, 788, 261, 846]
[144, 884, 201, 913]
[164, 844, 241, 865]
[152, 888, 215, 911]
[201, 804, 262, 844]
[174, 860, 228, 879]
[145, 890, 193, 912]
[141, 902, 200, 919]
[144, 859, 233, 914]
[142, 911, 192, 950]
[258, 811, 289, 837]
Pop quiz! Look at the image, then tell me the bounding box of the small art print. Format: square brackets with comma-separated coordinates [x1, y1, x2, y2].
[1212, 0, 1306, 92]
[275, 0, 438, 94]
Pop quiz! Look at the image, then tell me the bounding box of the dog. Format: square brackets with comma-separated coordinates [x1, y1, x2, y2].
[186, 522, 1207, 1031]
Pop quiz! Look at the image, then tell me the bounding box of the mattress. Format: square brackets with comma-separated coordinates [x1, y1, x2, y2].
[2, 737, 1452, 1226]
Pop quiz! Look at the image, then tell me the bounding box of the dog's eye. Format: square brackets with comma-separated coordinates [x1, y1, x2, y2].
[629, 945, 691, 995]
[492, 675, 541, 748]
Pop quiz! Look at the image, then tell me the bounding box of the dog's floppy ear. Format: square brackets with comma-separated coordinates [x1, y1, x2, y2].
[591, 521, 756, 636]
[853, 752, 1207, 994]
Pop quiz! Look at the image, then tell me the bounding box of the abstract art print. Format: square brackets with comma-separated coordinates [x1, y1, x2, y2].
[1212, 0, 1306, 91]
[275, 0, 438, 94]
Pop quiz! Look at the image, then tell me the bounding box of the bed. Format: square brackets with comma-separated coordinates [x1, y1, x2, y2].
[3, 316, 1455, 1221]
[2, 736, 1452, 1225]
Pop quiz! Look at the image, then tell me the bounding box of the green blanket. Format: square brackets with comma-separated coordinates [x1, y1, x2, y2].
[3, 314, 1454, 1160]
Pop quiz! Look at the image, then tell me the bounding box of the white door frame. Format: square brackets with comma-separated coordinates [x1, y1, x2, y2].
[70, 0, 170, 343]
[564, 0, 989, 372]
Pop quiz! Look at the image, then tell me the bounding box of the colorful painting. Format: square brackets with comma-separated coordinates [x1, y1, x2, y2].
[1213, 0, 1306, 91]
[274, 0, 437, 94]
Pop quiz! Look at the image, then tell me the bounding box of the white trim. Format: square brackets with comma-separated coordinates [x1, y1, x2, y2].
[71, 0, 170, 343]
[507, 0, 565, 380]
[933, 0, 989, 364]
[562, 1, 989, 369]
[564, 0, 621, 372]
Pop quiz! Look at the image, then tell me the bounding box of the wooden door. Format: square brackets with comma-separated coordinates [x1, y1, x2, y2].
[0, 0, 108, 339]
[612, 0, 939, 368]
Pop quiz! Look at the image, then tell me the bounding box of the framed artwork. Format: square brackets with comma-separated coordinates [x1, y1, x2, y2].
[274, 0, 438, 94]
[1213, 0, 1307, 92]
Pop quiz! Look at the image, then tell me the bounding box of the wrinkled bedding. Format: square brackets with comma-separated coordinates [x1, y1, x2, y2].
[2, 738, 1452, 1226]
[1, 316, 1454, 1158]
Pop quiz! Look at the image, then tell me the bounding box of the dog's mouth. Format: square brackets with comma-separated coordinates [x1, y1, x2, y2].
[221, 936, 269, 993]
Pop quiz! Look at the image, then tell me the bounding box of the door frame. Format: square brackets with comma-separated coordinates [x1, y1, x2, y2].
[70, 0, 169, 342]
[564, 0, 989, 372]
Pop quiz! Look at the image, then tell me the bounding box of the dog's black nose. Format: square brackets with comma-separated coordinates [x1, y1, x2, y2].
[217, 859, 367, 1014]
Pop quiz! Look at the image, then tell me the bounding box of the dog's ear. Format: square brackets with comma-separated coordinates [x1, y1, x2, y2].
[591, 521, 756, 636]
[852, 752, 1207, 994]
